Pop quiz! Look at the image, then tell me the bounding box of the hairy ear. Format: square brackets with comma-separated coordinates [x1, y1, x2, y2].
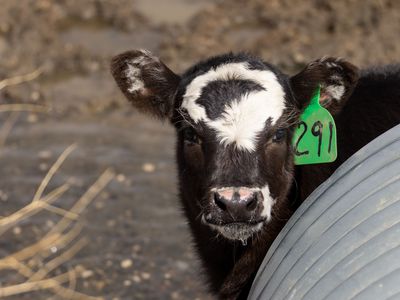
[110, 50, 180, 119]
[290, 57, 359, 114]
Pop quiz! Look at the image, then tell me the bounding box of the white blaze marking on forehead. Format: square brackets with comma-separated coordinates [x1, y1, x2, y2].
[209, 90, 284, 151]
[260, 185, 275, 221]
[180, 62, 286, 151]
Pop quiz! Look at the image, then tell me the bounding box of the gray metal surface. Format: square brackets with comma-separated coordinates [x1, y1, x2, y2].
[248, 124, 400, 300]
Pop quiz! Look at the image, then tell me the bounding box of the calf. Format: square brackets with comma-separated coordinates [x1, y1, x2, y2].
[111, 50, 400, 299]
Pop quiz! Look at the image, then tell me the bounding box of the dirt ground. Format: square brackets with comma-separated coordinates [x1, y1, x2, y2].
[0, 0, 399, 299]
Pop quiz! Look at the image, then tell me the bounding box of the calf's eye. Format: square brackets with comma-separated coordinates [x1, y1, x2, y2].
[272, 128, 286, 143]
[183, 127, 200, 145]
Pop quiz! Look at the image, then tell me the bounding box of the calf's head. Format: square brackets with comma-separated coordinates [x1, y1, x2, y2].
[111, 51, 358, 241]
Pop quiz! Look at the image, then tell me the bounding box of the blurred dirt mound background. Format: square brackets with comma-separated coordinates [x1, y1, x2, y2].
[0, 0, 399, 299]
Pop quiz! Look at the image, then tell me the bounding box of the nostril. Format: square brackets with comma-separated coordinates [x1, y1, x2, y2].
[246, 194, 258, 211]
[214, 193, 227, 211]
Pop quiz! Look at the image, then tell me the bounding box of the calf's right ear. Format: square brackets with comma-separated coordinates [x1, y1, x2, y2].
[290, 57, 359, 115]
[110, 50, 180, 119]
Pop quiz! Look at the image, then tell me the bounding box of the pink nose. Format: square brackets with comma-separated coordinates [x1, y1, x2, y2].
[217, 188, 253, 201]
[212, 188, 260, 220]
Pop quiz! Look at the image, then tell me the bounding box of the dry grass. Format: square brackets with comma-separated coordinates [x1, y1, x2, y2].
[0, 70, 115, 299]
[0, 67, 49, 113]
[0, 67, 49, 154]
[0, 145, 115, 299]
[0, 67, 43, 91]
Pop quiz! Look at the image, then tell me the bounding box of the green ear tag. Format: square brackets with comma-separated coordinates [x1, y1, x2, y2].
[292, 86, 337, 165]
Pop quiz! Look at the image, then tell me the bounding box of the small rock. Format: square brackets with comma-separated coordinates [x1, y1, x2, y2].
[123, 280, 131, 286]
[132, 275, 141, 283]
[27, 113, 38, 123]
[141, 272, 151, 280]
[0, 190, 8, 201]
[142, 163, 155, 173]
[38, 150, 52, 159]
[81, 270, 94, 279]
[75, 264, 85, 273]
[293, 52, 306, 64]
[176, 260, 189, 271]
[13, 226, 22, 235]
[121, 259, 132, 269]
[116, 174, 126, 182]
[30, 91, 41, 101]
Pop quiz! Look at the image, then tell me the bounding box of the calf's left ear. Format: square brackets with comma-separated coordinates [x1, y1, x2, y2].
[290, 57, 359, 114]
[110, 50, 180, 119]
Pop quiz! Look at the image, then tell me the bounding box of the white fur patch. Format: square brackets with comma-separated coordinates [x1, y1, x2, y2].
[126, 64, 144, 93]
[260, 185, 275, 221]
[326, 84, 345, 100]
[125, 50, 159, 94]
[180, 93, 208, 121]
[326, 62, 340, 69]
[181, 62, 286, 151]
[208, 90, 284, 151]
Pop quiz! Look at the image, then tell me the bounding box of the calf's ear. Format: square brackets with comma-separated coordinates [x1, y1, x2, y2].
[110, 50, 180, 119]
[290, 57, 359, 114]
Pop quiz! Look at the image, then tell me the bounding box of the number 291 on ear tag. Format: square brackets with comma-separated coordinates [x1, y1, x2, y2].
[292, 86, 337, 165]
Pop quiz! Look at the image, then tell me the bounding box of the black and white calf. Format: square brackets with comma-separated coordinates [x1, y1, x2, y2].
[111, 50, 400, 299]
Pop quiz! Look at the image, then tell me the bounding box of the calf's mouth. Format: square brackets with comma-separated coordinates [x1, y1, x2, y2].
[202, 214, 267, 241]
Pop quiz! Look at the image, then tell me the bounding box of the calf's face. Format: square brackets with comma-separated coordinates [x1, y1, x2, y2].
[111, 51, 358, 242]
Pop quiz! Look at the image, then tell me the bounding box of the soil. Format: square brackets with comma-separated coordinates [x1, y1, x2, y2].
[0, 1, 399, 299]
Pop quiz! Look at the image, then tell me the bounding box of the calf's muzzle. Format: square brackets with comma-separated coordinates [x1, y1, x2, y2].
[212, 187, 261, 222]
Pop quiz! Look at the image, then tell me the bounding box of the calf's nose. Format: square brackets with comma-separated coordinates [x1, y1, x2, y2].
[213, 188, 259, 221]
